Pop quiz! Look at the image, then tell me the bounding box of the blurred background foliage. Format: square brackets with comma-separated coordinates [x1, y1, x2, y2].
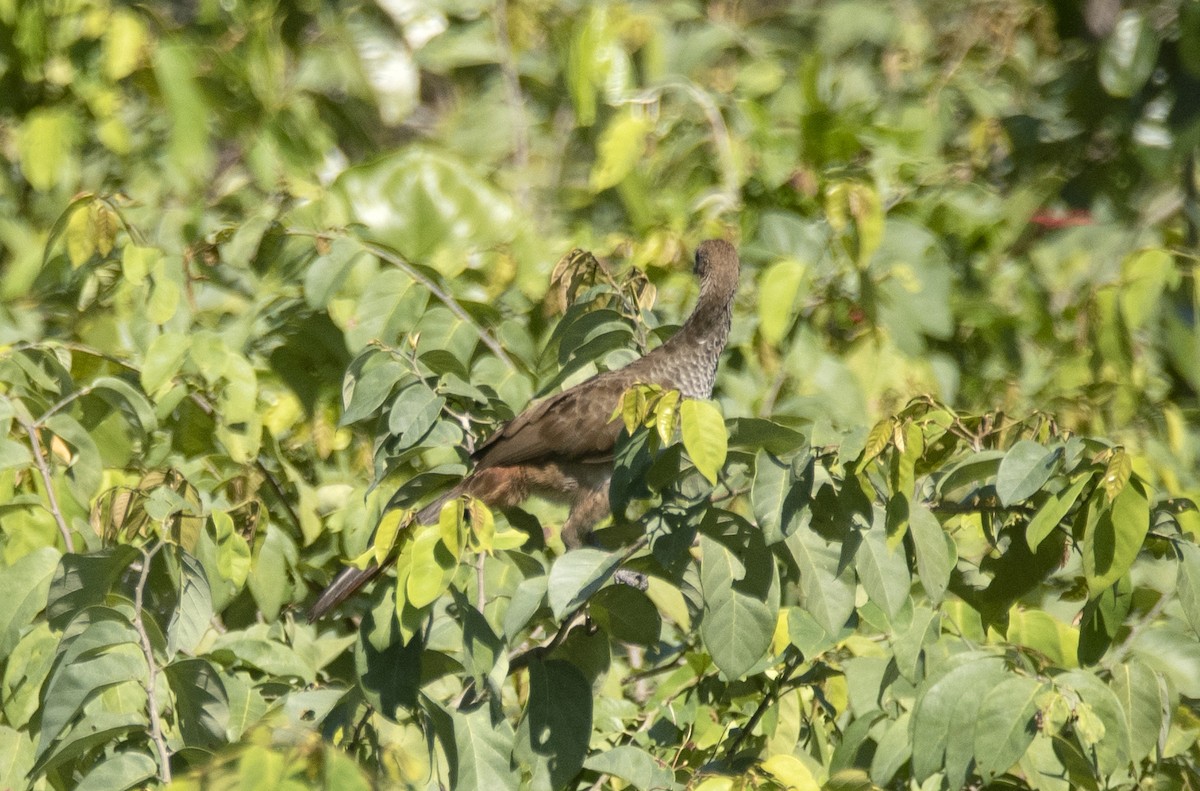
[2, 0, 1200, 788]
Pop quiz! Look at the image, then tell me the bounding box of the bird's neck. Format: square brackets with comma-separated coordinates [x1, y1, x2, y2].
[674, 281, 734, 348]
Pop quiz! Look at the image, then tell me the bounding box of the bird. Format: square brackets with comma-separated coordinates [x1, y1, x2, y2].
[308, 239, 740, 620]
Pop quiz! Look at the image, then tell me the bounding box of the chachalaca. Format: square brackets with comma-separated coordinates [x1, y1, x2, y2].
[308, 239, 740, 620]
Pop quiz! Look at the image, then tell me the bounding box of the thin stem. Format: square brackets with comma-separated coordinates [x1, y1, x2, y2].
[36, 385, 95, 426]
[14, 406, 74, 552]
[723, 651, 803, 759]
[133, 542, 172, 783]
[359, 240, 518, 372]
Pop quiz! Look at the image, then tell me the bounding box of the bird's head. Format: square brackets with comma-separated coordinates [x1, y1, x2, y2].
[693, 239, 740, 294]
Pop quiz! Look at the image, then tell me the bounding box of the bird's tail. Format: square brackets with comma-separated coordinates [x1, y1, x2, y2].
[307, 485, 461, 621]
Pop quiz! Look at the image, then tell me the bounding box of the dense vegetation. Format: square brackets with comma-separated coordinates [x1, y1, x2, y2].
[1, 0, 1199, 789]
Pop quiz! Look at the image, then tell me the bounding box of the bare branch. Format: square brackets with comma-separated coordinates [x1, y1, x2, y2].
[14, 404, 74, 552]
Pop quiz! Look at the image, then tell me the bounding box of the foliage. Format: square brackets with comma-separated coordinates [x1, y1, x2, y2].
[2, 0, 1200, 790]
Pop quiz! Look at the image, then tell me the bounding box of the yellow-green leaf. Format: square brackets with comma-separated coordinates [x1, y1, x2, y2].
[20, 108, 77, 192]
[680, 399, 726, 485]
[373, 508, 407, 565]
[406, 523, 455, 609]
[757, 259, 806, 346]
[590, 110, 653, 192]
[1101, 448, 1132, 502]
[104, 10, 147, 80]
[859, 417, 894, 471]
[65, 205, 95, 267]
[148, 277, 180, 324]
[760, 754, 820, 791]
[122, 244, 160, 285]
[654, 389, 680, 445]
[91, 200, 118, 256]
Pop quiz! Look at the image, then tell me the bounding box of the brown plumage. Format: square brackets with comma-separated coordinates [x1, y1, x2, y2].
[308, 239, 740, 620]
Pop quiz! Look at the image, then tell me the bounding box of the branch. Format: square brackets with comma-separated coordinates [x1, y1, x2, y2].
[14, 404, 74, 552]
[722, 651, 803, 759]
[359, 240, 518, 372]
[133, 542, 172, 783]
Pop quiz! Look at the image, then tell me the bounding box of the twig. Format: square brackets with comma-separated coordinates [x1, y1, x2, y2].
[509, 603, 586, 672]
[14, 405, 74, 552]
[254, 456, 303, 535]
[359, 240, 518, 372]
[36, 385, 95, 426]
[492, 0, 531, 208]
[133, 542, 172, 783]
[476, 553, 486, 614]
[723, 651, 803, 759]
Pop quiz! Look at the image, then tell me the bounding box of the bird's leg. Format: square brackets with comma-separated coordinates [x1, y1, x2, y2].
[562, 485, 611, 548]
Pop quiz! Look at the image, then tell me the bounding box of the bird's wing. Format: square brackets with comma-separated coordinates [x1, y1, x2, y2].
[471, 369, 634, 469]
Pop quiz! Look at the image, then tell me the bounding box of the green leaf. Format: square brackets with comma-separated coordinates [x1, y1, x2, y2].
[1109, 659, 1166, 763]
[74, 750, 158, 791]
[91, 376, 158, 434]
[38, 634, 148, 756]
[761, 754, 820, 791]
[870, 711, 912, 785]
[247, 525, 297, 621]
[1026, 473, 1092, 551]
[19, 107, 77, 192]
[936, 450, 1005, 498]
[165, 659, 230, 750]
[388, 382, 445, 448]
[525, 659, 591, 788]
[699, 533, 778, 679]
[584, 745, 674, 791]
[1007, 609, 1078, 667]
[356, 600, 421, 717]
[910, 656, 1005, 781]
[335, 148, 516, 260]
[65, 203, 96, 267]
[208, 632, 315, 684]
[855, 511, 910, 619]
[1056, 669, 1132, 774]
[1099, 10, 1159, 97]
[1119, 249, 1176, 331]
[757, 259, 806, 345]
[1177, 541, 1200, 638]
[1082, 479, 1150, 596]
[590, 585, 661, 646]
[0, 546, 60, 661]
[405, 521, 458, 609]
[341, 359, 405, 425]
[46, 547, 140, 630]
[785, 527, 855, 635]
[103, 9, 147, 80]
[996, 440, 1060, 507]
[680, 399, 726, 485]
[0, 726, 35, 791]
[140, 333, 191, 395]
[973, 675, 1042, 781]
[590, 110, 652, 191]
[153, 43, 212, 178]
[451, 703, 518, 791]
[547, 548, 622, 620]
[752, 449, 811, 544]
[1078, 575, 1132, 665]
[908, 503, 955, 604]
